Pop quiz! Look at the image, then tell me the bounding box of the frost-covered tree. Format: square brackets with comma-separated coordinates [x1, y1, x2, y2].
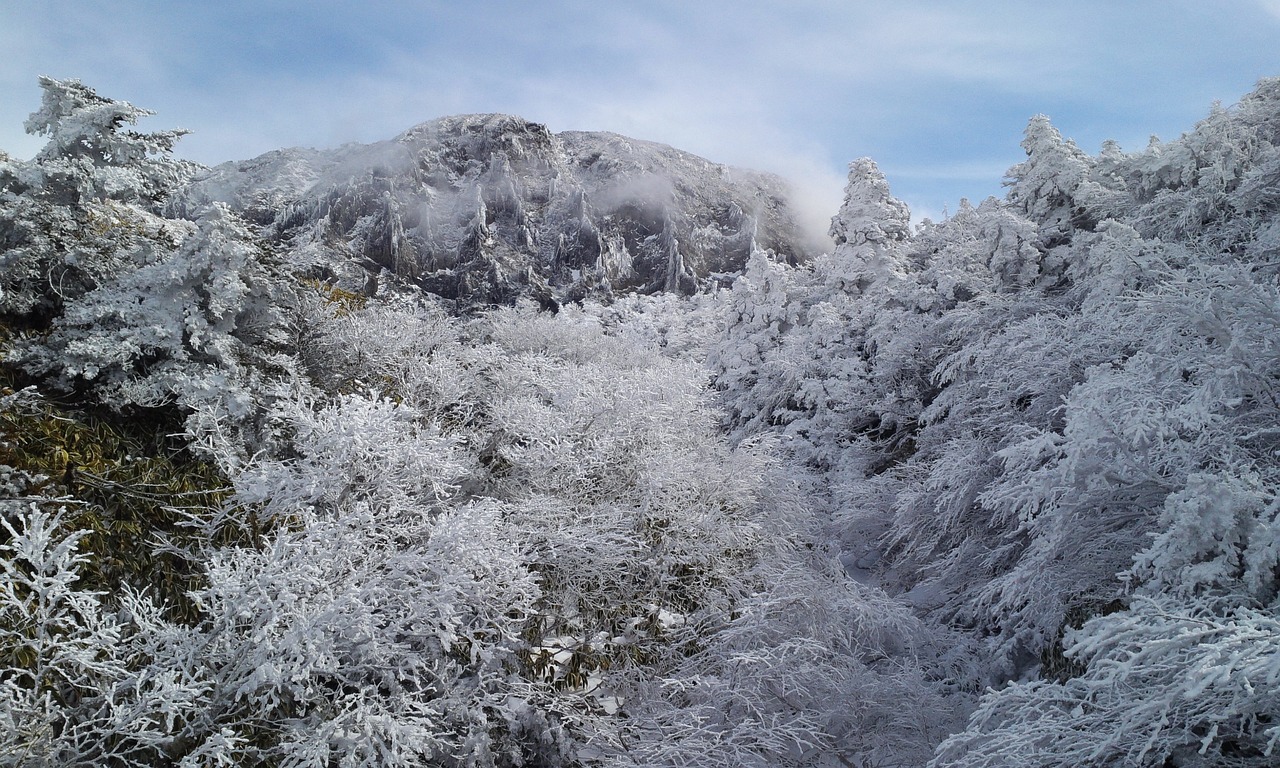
[0, 79, 298, 455]
[932, 596, 1280, 768]
[714, 80, 1280, 743]
[1005, 114, 1091, 245]
[15, 204, 287, 418]
[826, 157, 911, 291]
[0, 77, 198, 324]
[709, 248, 803, 441]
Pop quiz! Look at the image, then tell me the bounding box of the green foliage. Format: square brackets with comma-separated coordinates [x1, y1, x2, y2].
[302, 277, 368, 316]
[0, 379, 230, 622]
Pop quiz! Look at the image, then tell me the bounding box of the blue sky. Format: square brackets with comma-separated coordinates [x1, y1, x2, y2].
[2, 1, 1278, 228]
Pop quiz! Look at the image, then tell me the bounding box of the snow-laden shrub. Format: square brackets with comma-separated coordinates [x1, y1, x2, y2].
[932, 596, 1280, 768]
[0, 505, 189, 768]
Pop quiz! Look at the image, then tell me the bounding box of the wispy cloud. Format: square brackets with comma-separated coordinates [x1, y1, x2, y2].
[1257, 0, 1280, 20]
[2, 1, 1275, 222]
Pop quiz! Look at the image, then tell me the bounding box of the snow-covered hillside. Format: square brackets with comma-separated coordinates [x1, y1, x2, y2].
[2, 75, 1279, 768]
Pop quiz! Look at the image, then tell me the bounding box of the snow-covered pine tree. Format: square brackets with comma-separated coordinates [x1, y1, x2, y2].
[0, 77, 198, 325]
[1005, 114, 1091, 247]
[16, 204, 286, 416]
[825, 157, 911, 292]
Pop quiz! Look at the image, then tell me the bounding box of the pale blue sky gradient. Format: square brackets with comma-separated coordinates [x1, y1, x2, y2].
[2, 1, 1278, 226]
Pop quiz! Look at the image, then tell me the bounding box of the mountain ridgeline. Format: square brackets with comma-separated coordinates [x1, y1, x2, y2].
[175, 114, 816, 307]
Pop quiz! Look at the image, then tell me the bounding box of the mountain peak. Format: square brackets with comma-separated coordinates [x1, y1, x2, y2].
[397, 113, 555, 151]
[180, 115, 815, 306]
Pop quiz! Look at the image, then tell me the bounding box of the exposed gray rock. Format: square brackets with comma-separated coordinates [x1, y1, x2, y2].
[176, 114, 814, 307]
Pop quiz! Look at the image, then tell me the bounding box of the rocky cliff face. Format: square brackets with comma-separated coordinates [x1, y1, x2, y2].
[176, 114, 816, 306]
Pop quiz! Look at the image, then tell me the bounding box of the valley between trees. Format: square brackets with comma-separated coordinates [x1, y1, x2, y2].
[2, 76, 1278, 766]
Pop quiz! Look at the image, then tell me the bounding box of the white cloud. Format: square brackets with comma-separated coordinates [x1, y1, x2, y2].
[1258, 0, 1280, 20]
[2, 0, 1273, 227]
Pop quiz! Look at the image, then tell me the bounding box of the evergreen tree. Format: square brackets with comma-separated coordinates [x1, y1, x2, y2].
[0, 77, 198, 325]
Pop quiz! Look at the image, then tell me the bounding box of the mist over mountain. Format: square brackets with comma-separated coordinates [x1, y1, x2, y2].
[176, 113, 819, 307]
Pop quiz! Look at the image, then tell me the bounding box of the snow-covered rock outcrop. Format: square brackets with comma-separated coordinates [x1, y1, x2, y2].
[177, 114, 815, 306]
